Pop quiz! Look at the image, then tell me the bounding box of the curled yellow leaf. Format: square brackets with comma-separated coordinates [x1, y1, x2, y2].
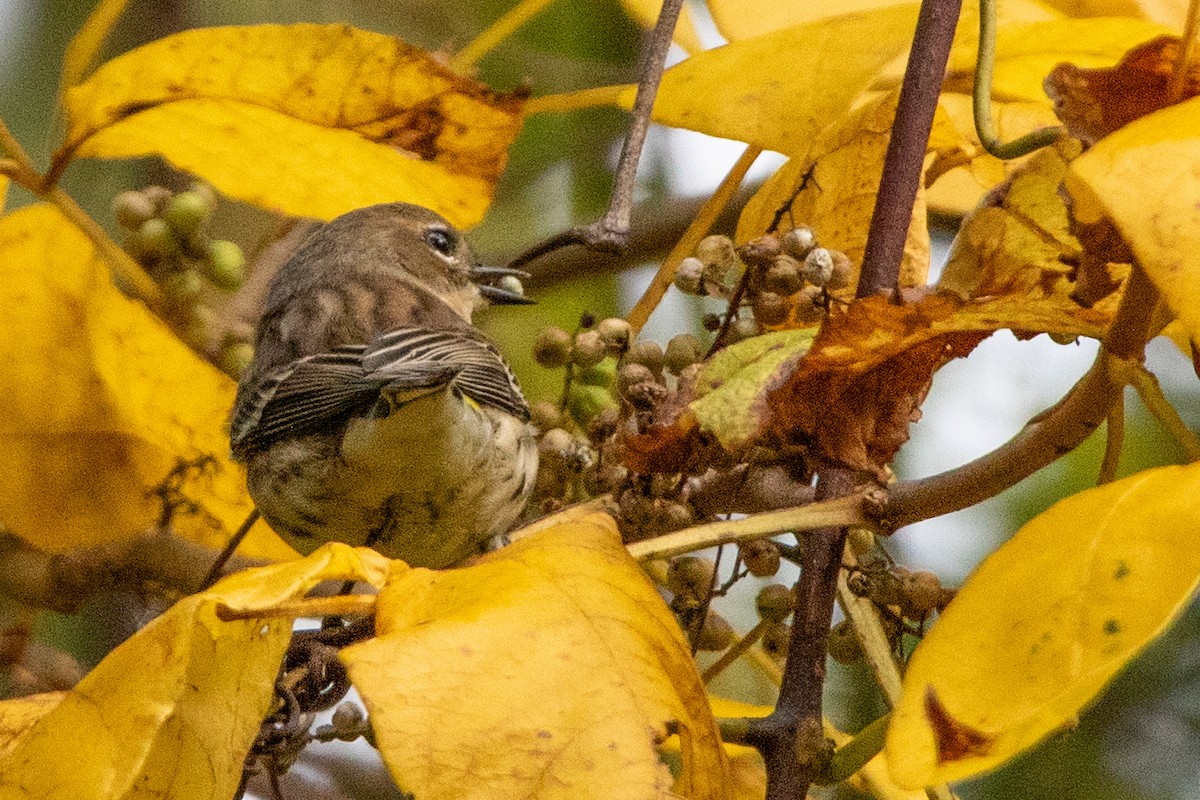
[886, 462, 1200, 787]
[55, 24, 526, 227]
[1066, 96, 1200, 350]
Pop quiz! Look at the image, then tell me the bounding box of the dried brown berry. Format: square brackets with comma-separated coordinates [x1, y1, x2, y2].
[781, 225, 817, 260]
[666, 556, 716, 600]
[663, 334, 702, 375]
[597, 317, 632, 352]
[673, 257, 705, 294]
[585, 406, 620, 445]
[529, 400, 562, 431]
[802, 247, 834, 287]
[696, 234, 737, 269]
[626, 340, 665, 377]
[739, 234, 782, 266]
[753, 291, 789, 326]
[740, 538, 781, 578]
[533, 327, 573, 368]
[764, 255, 804, 296]
[572, 330, 607, 367]
[693, 609, 737, 652]
[827, 250, 853, 291]
[617, 363, 656, 397]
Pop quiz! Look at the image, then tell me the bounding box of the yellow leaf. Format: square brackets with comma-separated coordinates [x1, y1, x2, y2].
[618, 0, 706, 55]
[708, 0, 912, 42]
[56, 24, 526, 227]
[619, 5, 919, 155]
[1065, 97, 1200, 350]
[0, 545, 388, 800]
[711, 0, 1060, 42]
[926, 92, 1062, 216]
[737, 90, 931, 291]
[886, 463, 1200, 787]
[341, 508, 728, 800]
[0, 204, 291, 559]
[0, 693, 63, 761]
[944, 17, 1174, 103]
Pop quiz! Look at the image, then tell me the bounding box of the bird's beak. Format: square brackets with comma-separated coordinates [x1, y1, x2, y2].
[471, 265, 536, 305]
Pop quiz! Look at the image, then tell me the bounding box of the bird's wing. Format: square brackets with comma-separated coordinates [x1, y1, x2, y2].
[364, 327, 529, 420]
[230, 347, 382, 457]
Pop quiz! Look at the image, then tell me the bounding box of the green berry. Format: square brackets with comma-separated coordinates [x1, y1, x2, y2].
[130, 217, 179, 262]
[533, 327, 573, 368]
[163, 191, 211, 237]
[187, 181, 218, 213]
[566, 383, 613, 426]
[577, 358, 617, 388]
[162, 268, 204, 305]
[206, 240, 246, 290]
[219, 341, 255, 378]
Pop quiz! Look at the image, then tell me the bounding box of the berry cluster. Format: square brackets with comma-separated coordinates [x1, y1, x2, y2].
[674, 230, 852, 337]
[112, 183, 252, 376]
[530, 314, 710, 536]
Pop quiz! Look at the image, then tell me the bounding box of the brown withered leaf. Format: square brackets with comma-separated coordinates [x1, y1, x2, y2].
[1045, 35, 1200, 146]
[766, 295, 989, 477]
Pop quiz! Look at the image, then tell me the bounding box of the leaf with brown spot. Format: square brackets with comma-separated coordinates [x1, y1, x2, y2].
[923, 687, 996, 764]
[1045, 35, 1200, 145]
[55, 24, 526, 227]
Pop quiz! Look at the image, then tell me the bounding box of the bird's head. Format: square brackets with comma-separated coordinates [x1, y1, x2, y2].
[306, 203, 531, 322]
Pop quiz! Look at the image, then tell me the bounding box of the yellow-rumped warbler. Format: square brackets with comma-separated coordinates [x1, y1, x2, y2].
[230, 203, 538, 568]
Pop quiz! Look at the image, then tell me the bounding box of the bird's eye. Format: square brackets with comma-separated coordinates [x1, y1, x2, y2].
[424, 228, 457, 256]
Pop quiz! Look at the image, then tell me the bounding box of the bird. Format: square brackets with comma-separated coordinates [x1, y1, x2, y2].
[227, 202, 538, 570]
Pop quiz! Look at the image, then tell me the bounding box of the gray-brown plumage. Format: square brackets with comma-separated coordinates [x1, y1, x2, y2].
[231, 203, 537, 568]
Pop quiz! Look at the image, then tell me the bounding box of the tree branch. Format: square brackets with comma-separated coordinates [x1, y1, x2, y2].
[507, 0, 684, 270]
[884, 264, 1160, 529]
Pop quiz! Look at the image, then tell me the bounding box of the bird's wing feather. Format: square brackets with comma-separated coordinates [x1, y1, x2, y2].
[364, 327, 529, 420]
[230, 347, 381, 457]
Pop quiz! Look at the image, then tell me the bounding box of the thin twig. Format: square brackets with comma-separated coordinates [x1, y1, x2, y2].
[885, 265, 1160, 529]
[1128, 364, 1200, 460]
[625, 493, 868, 561]
[199, 508, 262, 590]
[508, 0, 685, 270]
[972, 0, 1062, 159]
[1098, 396, 1125, 484]
[626, 145, 761, 335]
[450, 0, 556, 72]
[702, 619, 768, 684]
